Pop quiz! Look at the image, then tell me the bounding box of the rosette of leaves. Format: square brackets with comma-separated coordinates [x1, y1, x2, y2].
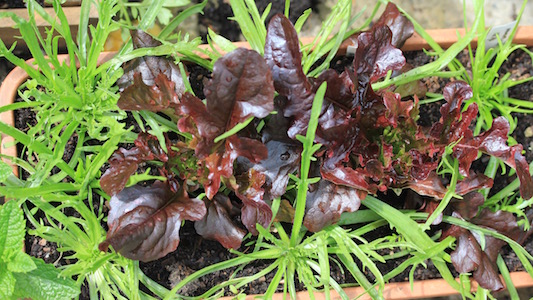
[99, 31, 277, 261]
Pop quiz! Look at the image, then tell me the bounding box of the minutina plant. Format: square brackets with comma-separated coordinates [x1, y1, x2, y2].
[0, 0, 127, 143]
[456, 0, 533, 136]
[392, 0, 533, 136]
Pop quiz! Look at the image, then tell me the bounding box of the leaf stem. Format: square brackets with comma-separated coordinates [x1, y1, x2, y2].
[290, 82, 326, 247]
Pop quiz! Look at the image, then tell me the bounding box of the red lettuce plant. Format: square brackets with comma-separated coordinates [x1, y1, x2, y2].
[98, 5, 533, 291]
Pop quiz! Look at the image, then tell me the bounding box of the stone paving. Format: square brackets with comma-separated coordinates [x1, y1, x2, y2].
[351, 0, 533, 28]
[298, 0, 533, 43]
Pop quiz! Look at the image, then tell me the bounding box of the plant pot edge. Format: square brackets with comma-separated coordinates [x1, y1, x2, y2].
[219, 271, 532, 300]
[0, 6, 98, 50]
[1, 27, 533, 299]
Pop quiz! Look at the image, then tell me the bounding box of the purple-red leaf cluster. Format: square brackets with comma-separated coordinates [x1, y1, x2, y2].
[443, 201, 533, 291]
[99, 182, 205, 262]
[99, 7, 533, 289]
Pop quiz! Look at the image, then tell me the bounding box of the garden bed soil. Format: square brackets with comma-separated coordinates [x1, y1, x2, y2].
[5, 45, 533, 299]
[198, 0, 313, 42]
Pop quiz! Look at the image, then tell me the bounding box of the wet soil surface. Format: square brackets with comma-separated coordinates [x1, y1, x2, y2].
[3, 42, 533, 298]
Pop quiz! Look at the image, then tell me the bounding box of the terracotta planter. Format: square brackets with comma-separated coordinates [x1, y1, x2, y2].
[219, 271, 533, 300]
[1, 27, 533, 299]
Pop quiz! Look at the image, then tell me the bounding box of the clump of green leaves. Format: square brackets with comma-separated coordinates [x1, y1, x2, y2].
[456, 0, 533, 136]
[116, 0, 192, 27]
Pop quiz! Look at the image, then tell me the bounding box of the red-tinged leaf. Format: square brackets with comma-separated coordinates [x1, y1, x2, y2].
[99, 182, 206, 262]
[381, 91, 416, 128]
[118, 72, 180, 112]
[205, 48, 275, 125]
[180, 48, 274, 157]
[442, 81, 475, 119]
[100, 147, 143, 197]
[178, 48, 273, 198]
[473, 209, 519, 236]
[247, 113, 303, 200]
[201, 136, 269, 200]
[321, 164, 378, 194]
[430, 81, 475, 143]
[445, 207, 529, 291]
[264, 14, 312, 101]
[265, 14, 316, 138]
[317, 110, 360, 148]
[351, 26, 406, 133]
[447, 228, 504, 291]
[393, 66, 427, 98]
[203, 151, 233, 200]
[227, 135, 269, 165]
[194, 194, 245, 249]
[178, 92, 220, 156]
[304, 180, 363, 232]
[254, 140, 301, 200]
[408, 149, 439, 181]
[450, 230, 483, 274]
[354, 25, 405, 84]
[241, 200, 272, 236]
[455, 173, 493, 196]
[455, 117, 533, 199]
[474, 118, 533, 199]
[314, 69, 356, 113]
[235, 168, 272, 235]
[514, 151, 533, 200]
[100, 133, 171, 196]
[407, 171, 447, 198]
[117, 30, 185, 97]
[373, 2, 414, 48]
[452, 192, 484, 219]
[473, 253, 505, 291]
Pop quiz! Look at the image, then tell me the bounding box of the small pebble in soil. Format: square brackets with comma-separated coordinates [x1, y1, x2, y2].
[525, 125, 533, 138]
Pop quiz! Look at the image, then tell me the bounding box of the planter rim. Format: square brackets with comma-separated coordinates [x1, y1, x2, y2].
[218, 271, 533, 300]
[1, 26, 533, 299]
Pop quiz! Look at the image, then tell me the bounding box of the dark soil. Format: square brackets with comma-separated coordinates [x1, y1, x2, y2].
[0, 0, 44, 9]
[197, 0, 312, 42]
[4, 38, 533, 300]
